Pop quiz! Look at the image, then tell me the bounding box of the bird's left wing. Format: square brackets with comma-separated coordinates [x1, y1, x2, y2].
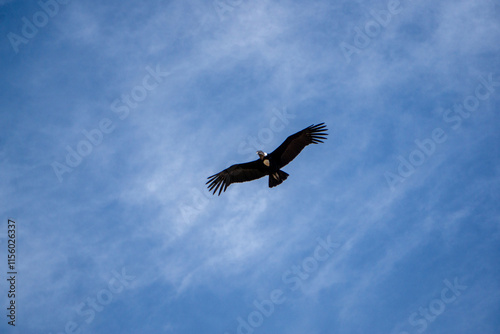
[269, 123, 328, 168]
[206, 160, 267, 195]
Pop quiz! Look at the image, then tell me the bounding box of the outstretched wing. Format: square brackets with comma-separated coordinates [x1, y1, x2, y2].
[269, 123, 328, 168]
[206, 160, 267, 196]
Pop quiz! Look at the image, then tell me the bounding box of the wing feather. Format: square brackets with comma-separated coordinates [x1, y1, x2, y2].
[269, 123, 328, 168]
[206, 160, 267, 195]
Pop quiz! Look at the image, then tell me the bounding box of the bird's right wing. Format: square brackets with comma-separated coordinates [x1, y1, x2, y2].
[206, 160, 267, 195]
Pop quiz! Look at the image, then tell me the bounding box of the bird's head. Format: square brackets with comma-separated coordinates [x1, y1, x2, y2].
[256, 150, 267, 160]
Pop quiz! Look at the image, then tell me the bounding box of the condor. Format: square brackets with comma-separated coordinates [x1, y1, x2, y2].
[207, 123, 328, 195]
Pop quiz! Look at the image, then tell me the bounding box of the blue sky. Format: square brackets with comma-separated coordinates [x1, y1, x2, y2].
[1, 0, 499, 333]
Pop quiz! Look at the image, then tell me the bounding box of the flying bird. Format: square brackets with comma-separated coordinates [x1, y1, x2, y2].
[207, 123, 328, 195]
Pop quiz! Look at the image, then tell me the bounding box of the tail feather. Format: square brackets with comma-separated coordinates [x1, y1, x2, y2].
[269, 170, 289, 188]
